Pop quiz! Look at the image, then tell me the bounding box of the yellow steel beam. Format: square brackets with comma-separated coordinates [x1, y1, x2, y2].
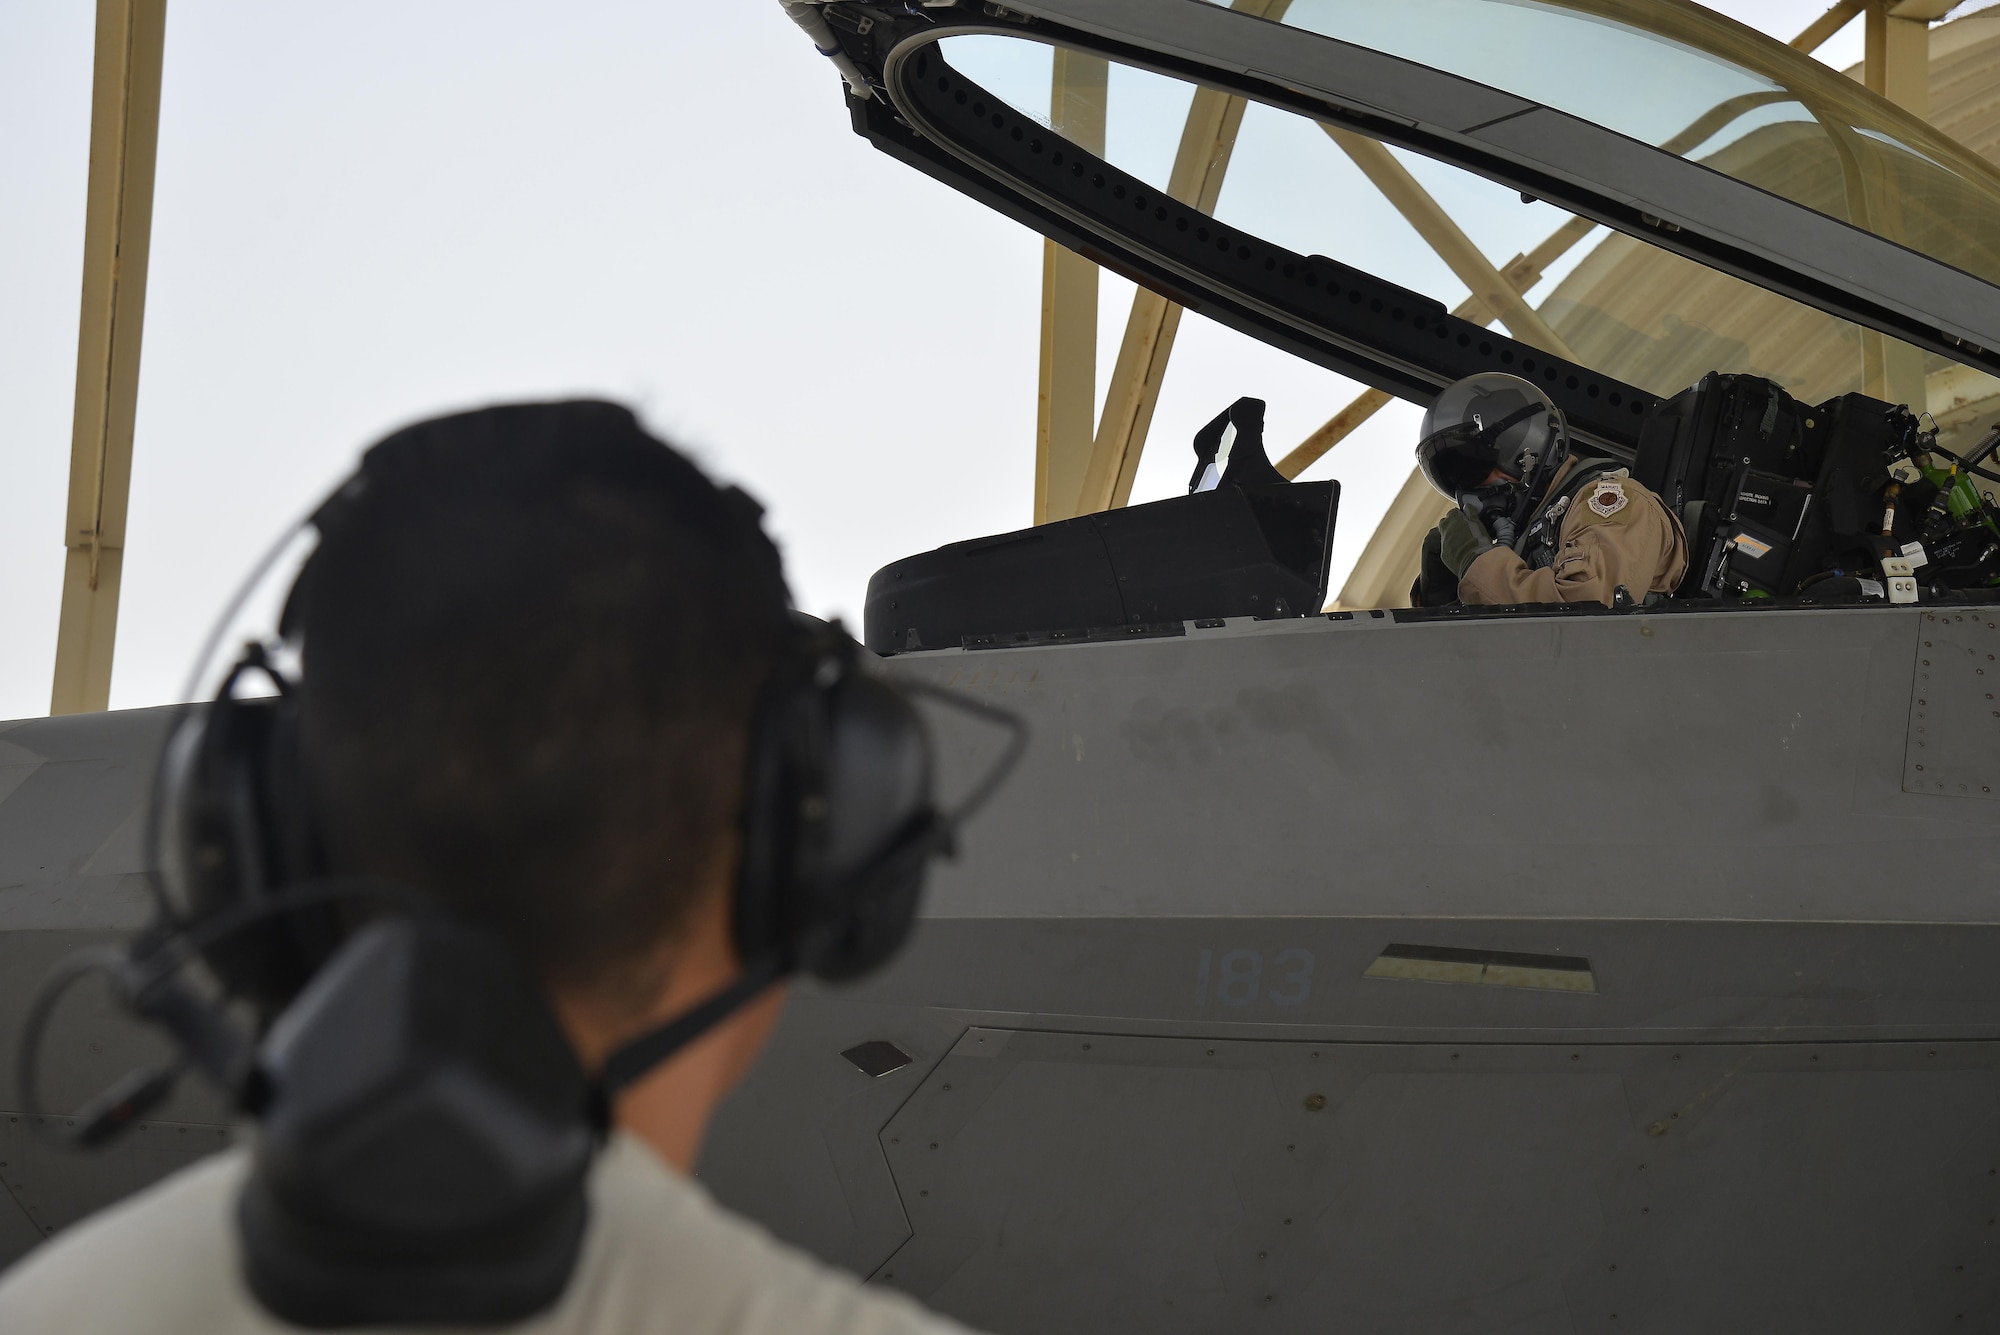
[1276, 388, 1396, 480]
[1866, 2, 1933, 117]
[1502, 215, 1602, 301]
[1085, 288, 1183, 512]
[1071, 0, 1290, 519]
[1862, 3, 1932, 409]
[1075, 82, 1251, 515]
[52, 0, 168, 716]
[1793, 0, 1868, 52]
[1035, 49, 1107, 525]
[1321, 126, 1578, 362]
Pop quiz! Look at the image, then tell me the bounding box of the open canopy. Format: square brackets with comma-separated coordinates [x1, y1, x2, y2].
[808, 0, 2000, 462]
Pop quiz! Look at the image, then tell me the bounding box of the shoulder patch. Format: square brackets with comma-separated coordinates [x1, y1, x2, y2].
[1585, 477, 1630, 519]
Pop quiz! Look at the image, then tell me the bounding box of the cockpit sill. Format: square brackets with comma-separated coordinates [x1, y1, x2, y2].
[875, 589, 1997, 657]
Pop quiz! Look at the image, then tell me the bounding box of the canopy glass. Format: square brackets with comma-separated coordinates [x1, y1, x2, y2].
[941, 32, 2000, 458]
[1217, 0, 2000, 291]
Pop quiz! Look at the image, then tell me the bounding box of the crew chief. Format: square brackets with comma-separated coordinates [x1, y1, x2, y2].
[0, 402, 989, 1335]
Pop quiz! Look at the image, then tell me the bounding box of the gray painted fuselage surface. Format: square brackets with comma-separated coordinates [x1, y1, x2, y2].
[5, 602, 1998, 1329]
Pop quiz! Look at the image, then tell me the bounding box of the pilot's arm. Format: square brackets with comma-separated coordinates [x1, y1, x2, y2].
[1412, 525, 1461, 607]
[1456, 473, 1688, 607]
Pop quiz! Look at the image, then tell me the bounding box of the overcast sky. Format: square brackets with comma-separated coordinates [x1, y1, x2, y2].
[0, 1, 1872, 718]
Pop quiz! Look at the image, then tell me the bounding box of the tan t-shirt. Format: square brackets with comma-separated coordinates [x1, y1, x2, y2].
[0, 1133, 981, 1335]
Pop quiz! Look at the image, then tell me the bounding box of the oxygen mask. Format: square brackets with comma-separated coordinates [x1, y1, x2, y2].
[1456, 481, 1521, 548]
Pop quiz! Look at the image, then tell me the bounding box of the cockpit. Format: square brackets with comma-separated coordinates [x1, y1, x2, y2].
[824, 0, 2000, 652]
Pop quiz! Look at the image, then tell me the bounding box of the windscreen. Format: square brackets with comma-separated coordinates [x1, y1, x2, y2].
[939, 32, 2000, 458]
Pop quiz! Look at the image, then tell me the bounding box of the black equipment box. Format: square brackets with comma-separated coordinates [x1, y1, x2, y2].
[863, 398, 1338, 654]
[1635, 375, 1921, 597]
[1635, 373, 1817, 513]
[1634, 373, 1820, 596]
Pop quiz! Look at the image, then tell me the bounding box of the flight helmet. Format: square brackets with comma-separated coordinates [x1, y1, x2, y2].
[1415, 372, 1570, 509]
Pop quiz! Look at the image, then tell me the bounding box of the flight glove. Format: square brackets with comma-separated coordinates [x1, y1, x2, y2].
[1436, 504, 1499, 578]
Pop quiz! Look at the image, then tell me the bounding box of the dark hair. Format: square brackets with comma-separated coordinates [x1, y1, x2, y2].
[294, 401, 792, 999]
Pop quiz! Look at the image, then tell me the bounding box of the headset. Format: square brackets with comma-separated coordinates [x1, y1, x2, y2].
[16, 408, 1025, 1327]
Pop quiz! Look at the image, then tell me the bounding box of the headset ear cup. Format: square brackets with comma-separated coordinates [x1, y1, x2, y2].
[163, 679, 340, 1013]
[730, 643, 940, 982]
[794, 673, 936, 980]
[802, 819, 931, 982]
[730, 693, 797, 968]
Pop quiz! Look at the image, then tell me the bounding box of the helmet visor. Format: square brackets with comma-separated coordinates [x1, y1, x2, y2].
[1415, 402, 1542, 497]
[1416, 422, 1505, 496]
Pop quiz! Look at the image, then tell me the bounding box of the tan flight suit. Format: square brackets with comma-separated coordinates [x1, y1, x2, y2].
[1457, 460, 1688, 607]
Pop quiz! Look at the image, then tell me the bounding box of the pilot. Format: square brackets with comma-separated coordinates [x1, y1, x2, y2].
[0, 403, 985, 1335]
[1413, 372, 1687, 607]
